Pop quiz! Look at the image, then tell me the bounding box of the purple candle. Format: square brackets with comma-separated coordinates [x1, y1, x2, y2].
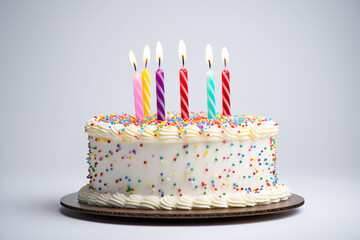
[156, 41, 165, 121]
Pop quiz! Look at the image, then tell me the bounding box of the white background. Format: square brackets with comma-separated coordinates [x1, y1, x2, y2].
[1, 0, 359, 239]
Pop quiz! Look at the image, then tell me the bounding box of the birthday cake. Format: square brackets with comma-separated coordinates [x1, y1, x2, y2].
[78, 112, 291, 210]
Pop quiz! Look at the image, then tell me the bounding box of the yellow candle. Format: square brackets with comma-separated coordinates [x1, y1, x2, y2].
[142, 45, 151, 116]
[142, 69, 151, 116]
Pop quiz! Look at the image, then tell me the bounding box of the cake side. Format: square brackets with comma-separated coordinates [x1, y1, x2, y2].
[78, 112, 291, 210]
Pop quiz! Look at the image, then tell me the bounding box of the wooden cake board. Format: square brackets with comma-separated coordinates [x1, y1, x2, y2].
[60, 192, 304, 219]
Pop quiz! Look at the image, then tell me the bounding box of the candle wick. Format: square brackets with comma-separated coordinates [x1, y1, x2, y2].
[224, 59, 227, 68]
[133, 63, 137, 71]
[159, 58, 161, 68]
[145, 59, 148, 69]
[182, 55, 185, 67]
[208, 60, 211, 69]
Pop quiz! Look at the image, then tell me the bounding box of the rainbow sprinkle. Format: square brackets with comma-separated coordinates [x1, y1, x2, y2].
[91, 111, 275, 130]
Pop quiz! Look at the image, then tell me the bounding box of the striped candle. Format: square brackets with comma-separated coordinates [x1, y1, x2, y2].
[156, 41, 165, 121]
[142, 69, 151, 116]
[133, 72, 144, 119]
[156, 69, 165, 121]
[206, 44, 215, 119]
[222, 47, 230, 116]
[179, 67, 189, 119]
[129, 50, 144, 120]
[207, 69, 216, 119]
[179, 39, 189, 119]
[142, 45, 151, 117]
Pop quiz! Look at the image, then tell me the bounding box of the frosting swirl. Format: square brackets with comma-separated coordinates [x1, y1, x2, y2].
[159, 126, 181, 143]
[141, 196, 161, 210]
[193, 196, 212, 209]
[86, 191, 100, 206]
[123, 124, 141, 141]
[222, 124, 238, 140]
[227, 193, 246, 207]
[203, 126, 223, 142]
[183, 125, 203, 142]
[109, 193, 127, 207]
[237, 126, 252, 141]
[243, 192, 256, 207]
[210, 195, 228, 208]
[96, 193, 112, 206]
[141, 125, 158, 142]
[176, 196, 193, 210]
[160, 196, 177, 210]
[254, 191, 271, 205]
[125, 195, 143, 208]
[78, 186, 291, 210]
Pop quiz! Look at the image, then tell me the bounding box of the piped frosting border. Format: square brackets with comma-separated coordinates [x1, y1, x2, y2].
[78, 184, 291, 210]
[85, 112, 279, 142]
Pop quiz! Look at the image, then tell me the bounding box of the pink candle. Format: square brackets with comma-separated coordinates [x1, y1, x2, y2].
[129, 50, 144, 119]
[133, 72, 144, 119]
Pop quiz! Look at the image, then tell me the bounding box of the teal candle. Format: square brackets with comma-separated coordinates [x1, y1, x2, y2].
[207, 69, 216, 119]
[206, 44, 215, 119]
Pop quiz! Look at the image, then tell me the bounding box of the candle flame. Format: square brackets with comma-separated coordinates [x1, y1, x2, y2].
[206, 44, 213, 65]
[129, 50, 137, 67]
[143, 45, 150, 66]
[156, 41, 163, 62]
[222, 47, 229, 63]
[178, 39, 187, 62]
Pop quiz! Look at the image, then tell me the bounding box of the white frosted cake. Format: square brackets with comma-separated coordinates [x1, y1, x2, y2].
[78, 112, 290, 210]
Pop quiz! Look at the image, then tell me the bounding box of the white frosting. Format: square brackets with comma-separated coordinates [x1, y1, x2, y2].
[254, 191, 271, 205]
[108, 193, 127, 207]
[141, 196, 161, 210]
[96, 193, 112, 206]
[222, 124, 238, 141]
[160, 196, 177, 210]
[269, 184, 291, 202]
[123, 124, 141, 141]
[109, 124, 124, 138]
[78, 185, 291, 209]
[158, 126, 181, 143]
[227, 193, 246, 207]
[176, 196, 193, 210]
[203, 125, 223, 142]
[125, 195, 142, 209]
[237, 126, 252, 140]
[192, 196, 212, 209]
[86, 191, 100, 205]
[243, 192, 257, 207]
[141, 125, 158, 142]
[210, 195, 228, 208]
[80, 114, 288, 211]
[183, 125, 203, 142]
[85, 118, 278, 142]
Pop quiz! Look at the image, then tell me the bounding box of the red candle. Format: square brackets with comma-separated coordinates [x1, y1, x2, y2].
[222, 47, 230, 116]
[179, 40, 189, 119]
[180, 67, 189, 119]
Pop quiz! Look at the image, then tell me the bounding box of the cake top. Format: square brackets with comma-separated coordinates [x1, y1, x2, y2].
[86, 112, 278, 142]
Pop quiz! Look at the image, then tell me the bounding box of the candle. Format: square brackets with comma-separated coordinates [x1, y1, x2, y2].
[142, 45, 151, 117]
[155, 41, 165, 121]
[221, 47, 230, 116]
[206, 44, 216, 119]
[129, 50, 144, 119]
[178, 39, 189, 119]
